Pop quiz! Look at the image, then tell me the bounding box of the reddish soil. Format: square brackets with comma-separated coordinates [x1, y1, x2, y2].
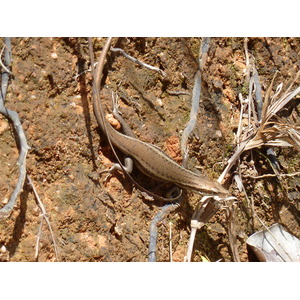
[0, 37, 299, 261]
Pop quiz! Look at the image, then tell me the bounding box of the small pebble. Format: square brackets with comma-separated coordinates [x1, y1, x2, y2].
[51, 53, 58, 59]
[106, 114, 121, 130]
[215, 130, 222, 138]
[155, 98, 163, 107]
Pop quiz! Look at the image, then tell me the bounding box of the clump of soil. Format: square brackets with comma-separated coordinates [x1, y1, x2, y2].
[0, 37, 299, 262]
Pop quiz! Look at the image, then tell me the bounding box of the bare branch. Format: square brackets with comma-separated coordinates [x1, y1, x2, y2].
[0, 37, 30, 219]
[148, 201, 180, 262]
[111, 46, 166, 77]
[0, 44, 13, 75]
[27, 175, 60, 262]
[181, 37, 210, 164]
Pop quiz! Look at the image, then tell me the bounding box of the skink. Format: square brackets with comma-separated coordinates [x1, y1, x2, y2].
[89, 37, 229, 199]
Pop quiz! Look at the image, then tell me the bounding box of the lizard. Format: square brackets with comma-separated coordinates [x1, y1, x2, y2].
[88, 37, 229, 201]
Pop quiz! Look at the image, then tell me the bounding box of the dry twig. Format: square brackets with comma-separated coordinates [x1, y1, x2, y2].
[111, 46, 166, 77]
[0, 37, 30, 219]
[181, 38, 210, 161]
[148, 202, 180, 262]
[27, 175, 60, 261]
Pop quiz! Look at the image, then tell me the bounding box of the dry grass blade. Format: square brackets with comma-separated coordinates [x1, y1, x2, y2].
[245, 122, 300, 151]
[221, 78, 300, 182]
[245, 77, 300, 151]
[185, 195, 217, 262]
[264, 84, 300, 122]
[261, 71, 279, 123]
[288, 127, 300, 151]
[225, 203, 240, 262]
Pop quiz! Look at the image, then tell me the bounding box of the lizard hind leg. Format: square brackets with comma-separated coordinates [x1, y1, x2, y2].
[100, 157, 134, 182]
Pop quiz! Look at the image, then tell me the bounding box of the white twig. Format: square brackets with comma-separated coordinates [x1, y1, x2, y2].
[185, 226, 199, 262]
[185, 195, 215, 262]
[243, 171, 300, 179]
[181, 38, 210, 162]
[169, 222, 173, 262]
[111, 47, 166, 76]
[0, 44, 13, 75]
[27, 175, 60, 261]
[73, 62, 98, 79]
[35, 217, 44, 259]
[180, 70, 201, 160]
